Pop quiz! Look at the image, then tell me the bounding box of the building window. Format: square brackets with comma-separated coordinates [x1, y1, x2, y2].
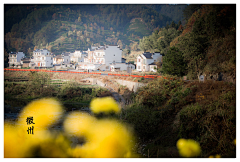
[138, 66, 140, 69]
[138, 59, 141, 62]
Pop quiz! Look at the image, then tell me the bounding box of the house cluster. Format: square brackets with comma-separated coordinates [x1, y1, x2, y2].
[8, 45, 162, 72]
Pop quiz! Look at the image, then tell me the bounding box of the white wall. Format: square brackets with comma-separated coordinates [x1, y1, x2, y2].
[104, 46, 122, 66]
[45, 56, 53, 67]
[136, 55, 143, 71]
[17, 52, 25, 62]
[110, 63, 135, 72]
[63, 55, 70, 64]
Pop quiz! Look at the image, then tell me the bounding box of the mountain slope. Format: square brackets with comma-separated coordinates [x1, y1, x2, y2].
[4, 4, 186, 57]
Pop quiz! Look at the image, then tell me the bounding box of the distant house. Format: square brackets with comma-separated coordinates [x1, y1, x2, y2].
[122, 58, 126, 63]
[83, 45, 123, 71]
[21, 57, 33, 68]
[104, 45, 122, 66]
[109, 63, 135, 72]
[62, 52, 71, 64]
[70, 50, 82, 63]
[32, 49, 53, 68]
[8, 52, 25, 67]
[136, 52, 162, 72]
[77, 62, 101, 71]
[53, 55, 64, 64]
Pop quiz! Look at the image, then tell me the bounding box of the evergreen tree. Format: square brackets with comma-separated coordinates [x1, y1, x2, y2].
[170, 21, 176, 29]
[162, 46, 186, 76]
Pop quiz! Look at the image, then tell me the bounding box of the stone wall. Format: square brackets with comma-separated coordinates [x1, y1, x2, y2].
[115, 79, 147, 92]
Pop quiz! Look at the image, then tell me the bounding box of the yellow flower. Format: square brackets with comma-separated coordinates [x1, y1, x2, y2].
[176, 138, 201, 157]
[215, 154, 221, 158]
[63, 111, 96, 137]
[79, 119, 133, 158]
[18, 98, 63, 129]
[80, 119, 135, 158]
[35, 133, 72, 158]
[209, 154, 221, 158]
[176, 138, 187, 149]
[65, 116, 136, 158]
[4, 98, 64, 158]
[90, 97, 120, 114]
[4, 122, 31, 157]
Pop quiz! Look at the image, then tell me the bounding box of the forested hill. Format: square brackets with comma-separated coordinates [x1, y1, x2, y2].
[4, 4, 187, 57]
[137, 4, 236, 81]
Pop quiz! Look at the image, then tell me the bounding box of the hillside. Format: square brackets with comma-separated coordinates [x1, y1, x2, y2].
[136, 4, 236, 81]
[4, 4, 186, 59]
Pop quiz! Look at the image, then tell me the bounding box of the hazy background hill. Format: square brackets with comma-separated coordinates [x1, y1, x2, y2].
[4, 4, 187, 57]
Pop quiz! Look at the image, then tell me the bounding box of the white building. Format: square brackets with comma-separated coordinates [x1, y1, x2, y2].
[70, 50, 82, 63]
[136, 52, 162, 72]
[104, 45, 122, 66]
[82, 45, 123, 71]
[62, 52, 71, 64]
[77, 63, 101, 71]
[53, 55, 64, 65]
[32, 49, 53, 68]
[8, 52, 25, 67]
[109, 63, 135, 72]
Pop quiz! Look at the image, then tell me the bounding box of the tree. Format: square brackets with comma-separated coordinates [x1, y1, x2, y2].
[139, 37, 153, 52]
[162, 46, 186, 76]
[177, 33, 209, 79]
[183, 4, 202, 21]
[170, 21, 176, 29]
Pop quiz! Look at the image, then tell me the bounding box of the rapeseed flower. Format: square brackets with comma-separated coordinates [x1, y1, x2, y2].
[176, 138, 201, 157]
[90, 97, 120, 114]
[4, 98, 64, 158]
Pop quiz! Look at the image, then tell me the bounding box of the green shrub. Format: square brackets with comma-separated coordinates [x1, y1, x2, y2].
[121, 104, 162, 141]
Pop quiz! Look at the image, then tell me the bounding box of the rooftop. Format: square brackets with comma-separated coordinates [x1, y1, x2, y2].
[143, 52, 153, 59]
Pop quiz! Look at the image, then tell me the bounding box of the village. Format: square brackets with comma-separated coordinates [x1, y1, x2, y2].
[8, 45, 162, 73]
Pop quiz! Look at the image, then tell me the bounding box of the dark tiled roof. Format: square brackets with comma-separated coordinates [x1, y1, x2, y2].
[21, 57, 30, 61]
[143, 53, 153, 59]
[149, 62, 157, 65]
[23, 61, 31, 63]
[55, 55, 63, 59]
[63, 53, 70, 56]
[95, 47, 106, 50]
